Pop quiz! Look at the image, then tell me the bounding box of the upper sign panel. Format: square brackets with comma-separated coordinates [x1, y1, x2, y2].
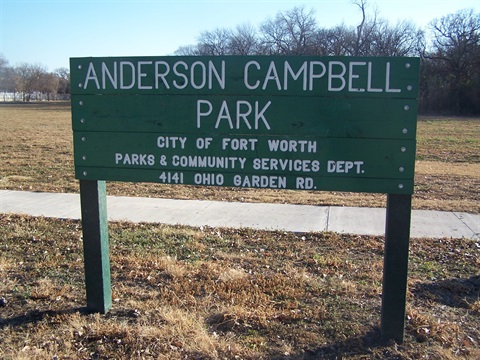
[71, 56, 419, 98]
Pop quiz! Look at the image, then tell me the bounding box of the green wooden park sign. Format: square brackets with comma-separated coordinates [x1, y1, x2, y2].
[71, 56, 418, 194]
[70, 55, 420, 343]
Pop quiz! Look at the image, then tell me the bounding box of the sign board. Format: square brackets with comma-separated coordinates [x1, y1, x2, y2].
[71, 55, 420, 343]
[71, 56, 419, 194]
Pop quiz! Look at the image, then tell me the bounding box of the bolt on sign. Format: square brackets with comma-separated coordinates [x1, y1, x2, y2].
[71, 56, 419, 343]
[71, 56, 419, 194]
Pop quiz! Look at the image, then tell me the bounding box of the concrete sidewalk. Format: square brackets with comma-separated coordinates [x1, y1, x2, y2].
[1, 190, 479, 239]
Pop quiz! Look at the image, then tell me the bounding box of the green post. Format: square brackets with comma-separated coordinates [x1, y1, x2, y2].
[79, 180, 112, 313]
[381, 193, 412, 342]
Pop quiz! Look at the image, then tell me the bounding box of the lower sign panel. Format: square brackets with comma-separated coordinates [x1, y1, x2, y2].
[74, 132, 415, 194]
[75, 167, 413, 194]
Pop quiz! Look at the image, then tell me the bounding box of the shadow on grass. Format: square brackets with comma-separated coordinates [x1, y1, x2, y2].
[412, 275, 480, 308]
[0, 307, 88, 329]
[272, 328, 393, 359]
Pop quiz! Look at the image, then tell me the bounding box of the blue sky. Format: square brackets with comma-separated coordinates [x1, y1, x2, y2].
[1, 0, 479, 71]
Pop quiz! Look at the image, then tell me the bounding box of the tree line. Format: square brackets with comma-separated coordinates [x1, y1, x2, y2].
[0, 56, 70, 102]
[175, 2, 480, 115]
[0, 2, 478, 114]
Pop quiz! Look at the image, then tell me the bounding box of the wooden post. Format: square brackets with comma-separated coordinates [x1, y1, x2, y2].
[381, 193, 412, 343]
[79, 180, 112, 313]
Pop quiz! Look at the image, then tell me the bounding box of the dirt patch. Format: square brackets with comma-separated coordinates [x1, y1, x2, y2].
[416, 160, 480, 177]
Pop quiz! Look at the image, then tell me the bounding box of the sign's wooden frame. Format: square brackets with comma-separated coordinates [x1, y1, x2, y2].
[71, 56, 420, 343]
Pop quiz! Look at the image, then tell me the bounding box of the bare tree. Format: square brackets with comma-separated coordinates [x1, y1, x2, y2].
[229, 23, 260, 55]
[174, 45, 201, 56]
[316, 26, 352, 56]
[0, 54, 15, 101]
[351, 0, 381, 56]
[40, 72, 60, 100]
[424, 9, 480, 113]
[55, 67, 70, 96]
[171, 3, 479, 115]
[14, 63, 33, 101]
[197, 27, 232, 55]
[371, 20, 424, 56]
[14, 63, 49, 101]
[0, 54, 9, 99]
[429, 9, 480, 71]
[260, 6, 318, 55]
[0, 53, 7, 74]
[353, 0, 367, 55]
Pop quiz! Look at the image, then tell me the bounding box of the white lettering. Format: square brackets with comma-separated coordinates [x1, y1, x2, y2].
[262, 61, 282, 90]
[267, 139, 317, 153]
[236, 101, 253, 129]
[328, 61, 346, 91]
[194, 173, 224, 186]
[156, 136, 187, 149]
[253, 158, 320, 172]
[173, 156, 246, 169]
[348, 62, 366, 92]
[155, 61, 170, 89]
[209, 61, 225, 89]
[254, 101, 271, 130]
[197, 100, 271, 130]
[222, 138, 258, 151]
[114, 153, 155, 166]
[197, 100, 213, 128]
[385, 62, 401, 93]
[284, 61, 308, 91]
[309, 61, 327, 91]
[233, 175, 287, 189]
[296, 177, 314, 189]
[84, 62, 100, 89]
[102, 62, 117, 89]
[173, 61, 188, 89]
[215, 101, 234, 129]
[327, 160, 364, 174]
[244, 61, 261, 90]
[191, 61, 206, 90]
[195, 137, 213, 149]
[120, 61, 135, 89]
[367, 62, 383, 92]
[138, 61, 153, 90]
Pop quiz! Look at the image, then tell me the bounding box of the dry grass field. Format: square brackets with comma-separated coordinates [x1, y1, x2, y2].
[0, 102, 479, 213]
[1, 102, 479, 359]
[1, 214, 479, 359]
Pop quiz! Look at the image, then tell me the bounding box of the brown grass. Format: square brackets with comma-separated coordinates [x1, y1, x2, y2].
[1, 102, 479, 213]
[2, 103, 479, 359]
[1, 214, 479, 359]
